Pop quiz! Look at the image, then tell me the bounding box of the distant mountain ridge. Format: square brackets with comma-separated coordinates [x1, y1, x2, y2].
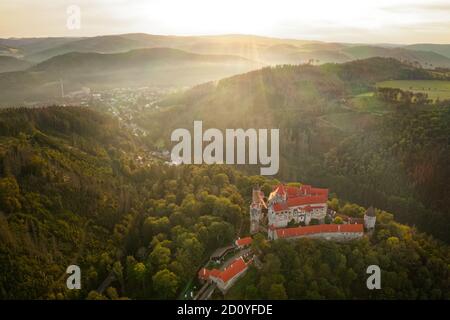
[0, 44, 22, 56]
[0, 47, 260, 103]
[25, 35, 144, 62]
[31, 47, 252, 74]
[405, 44, 450, 59]
[1, 33, 449, 69]
[342, 45, 450, 68]
[0, 56, 32, 73]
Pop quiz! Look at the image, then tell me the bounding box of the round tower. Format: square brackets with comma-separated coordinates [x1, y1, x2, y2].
[364, 206, 376, 230]
[250, 187, 264, 234]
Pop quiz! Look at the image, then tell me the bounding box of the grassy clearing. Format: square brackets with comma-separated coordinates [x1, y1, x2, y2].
[376, 80, 450, 100]
[355, 92, 374, 98]
[350, 95, 391, 115]
[320, 111, 379, 132]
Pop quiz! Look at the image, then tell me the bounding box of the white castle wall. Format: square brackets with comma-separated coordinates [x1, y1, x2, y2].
[250, 206, 261, 234]
[211, 267, 248, 292]
[268, 204, 327, 228]
[364, 215, 376, 229]
[273, 231, 364, 241]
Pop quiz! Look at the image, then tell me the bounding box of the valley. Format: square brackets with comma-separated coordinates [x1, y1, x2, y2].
[2, 33, 450, 107]
[0, 33, 449, 301]
[0, 106, 448, 300]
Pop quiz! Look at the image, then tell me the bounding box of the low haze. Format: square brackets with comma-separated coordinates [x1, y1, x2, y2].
[1, 0, 450, 43]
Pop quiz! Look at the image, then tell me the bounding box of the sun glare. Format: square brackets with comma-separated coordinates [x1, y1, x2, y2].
[104, 0, 444, 43]
[0, 0, 449, 43]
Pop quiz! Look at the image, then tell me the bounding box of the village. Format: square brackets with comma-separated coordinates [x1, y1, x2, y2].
[192, 183, 377, 300]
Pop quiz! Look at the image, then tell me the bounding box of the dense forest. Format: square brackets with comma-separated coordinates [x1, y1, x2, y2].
[226, 209, 449, 299]
[0, 106, 448, 300]
[0, 107, 252, 299]
[134, 57, 450, 242]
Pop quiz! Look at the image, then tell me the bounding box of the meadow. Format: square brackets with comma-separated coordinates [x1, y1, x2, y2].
[376, 80, 450, 100]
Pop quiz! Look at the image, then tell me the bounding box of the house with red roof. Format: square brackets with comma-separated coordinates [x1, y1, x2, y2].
[198, 256, 252, 292]
[235, 236, 252, 248]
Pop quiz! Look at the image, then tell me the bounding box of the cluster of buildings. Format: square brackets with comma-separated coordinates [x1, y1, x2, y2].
[198, 256, 252, 292]
[250, 183, 376, 240]
[198, 237, 253, 292]
[197, 183, 377, 295]
[87, 86, 180, 137]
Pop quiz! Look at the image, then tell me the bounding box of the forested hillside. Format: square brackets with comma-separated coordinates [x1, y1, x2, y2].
[0, 107, 257, 299]
[0, 107, 141, 298]
[0, 106, 448, 300]
[226, 208, 449, 299]
[0, 48, 259, 104]
[0, 56, 31, 73]
[136, 58, 450, 242]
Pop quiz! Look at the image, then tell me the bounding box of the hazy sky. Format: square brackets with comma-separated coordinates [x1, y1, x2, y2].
[1, 0, 449, 43]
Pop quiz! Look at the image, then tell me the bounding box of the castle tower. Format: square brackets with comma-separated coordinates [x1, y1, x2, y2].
[250, 187, 264, 234]
[364, 206, 376, 230]
[267, 184, 287, 205]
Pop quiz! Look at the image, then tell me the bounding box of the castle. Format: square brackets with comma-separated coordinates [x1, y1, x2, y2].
[250, 183, 376, 241]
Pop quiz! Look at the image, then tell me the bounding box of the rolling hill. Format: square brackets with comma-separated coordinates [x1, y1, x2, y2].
[0, 37, 83, 58]
[0, 44, 22, 56]
[19, 34, 318, 63]
[136, 57, 450, 242]
[2, 33, 450, 69]
[0, 106, 448, 300]
[342, 45, 450, 68]
[25, 35, 146, 62]
[0, 56, 32, 73]
[30, 47, 254, 74]
[0, 48, 261, 104]
[405, 44, 450, 59]
[260, 44, 351, 64]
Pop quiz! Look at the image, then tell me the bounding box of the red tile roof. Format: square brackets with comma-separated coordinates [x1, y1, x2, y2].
[274, 184, 286, 195]
[311, 187, 328, 195]
[216, 257, 248, 283]
[276, 224, 364, 239]
[271, 184, 328, 213]
[210, 269, 221, 278]
[198, 257, 249, 284]
[284, 185, 328, 197]
[235, 237, 252, 247]
[273, 195, 328, 212]
[286, 186, 300, 197]
[300, 185, 311, 195]
[198, 268, 210, 280]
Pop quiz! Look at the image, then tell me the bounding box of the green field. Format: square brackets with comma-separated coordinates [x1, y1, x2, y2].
[320, 111, 379, 132]
[350, 94, 391, 115]
[376, 80, 450, 100]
